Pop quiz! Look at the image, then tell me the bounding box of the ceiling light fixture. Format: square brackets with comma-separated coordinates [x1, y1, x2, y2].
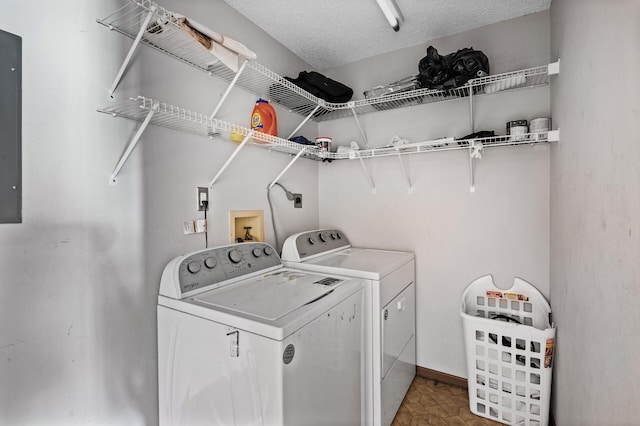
[375, 0, 404, 32]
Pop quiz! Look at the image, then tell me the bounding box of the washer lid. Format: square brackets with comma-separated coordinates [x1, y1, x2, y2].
[192, 270, 345, 321]
[296, 248, 414, 280]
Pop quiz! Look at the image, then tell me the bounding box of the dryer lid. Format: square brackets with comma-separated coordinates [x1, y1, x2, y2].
[300, 248, 414, 280]
[192, 270, 346, 321]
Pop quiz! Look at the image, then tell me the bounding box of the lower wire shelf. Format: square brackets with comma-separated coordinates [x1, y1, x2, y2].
[97, 96, 327, 160]
[337, 131, 557, 161]
[98, 95, 557, 162]
[97, 96, 557, 186]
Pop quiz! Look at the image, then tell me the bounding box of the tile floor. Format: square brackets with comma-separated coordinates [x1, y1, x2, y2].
[392, 376, 500, 426]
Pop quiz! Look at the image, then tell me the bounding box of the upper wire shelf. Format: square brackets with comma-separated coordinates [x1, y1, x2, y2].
[97, 0, 328, 117]
[317, 65, 552, 121]
[98, 0, 554, 122]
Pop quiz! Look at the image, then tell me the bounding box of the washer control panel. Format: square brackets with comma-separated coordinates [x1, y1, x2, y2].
[293, 229, 350, 259]
[177, 242, 280, 295]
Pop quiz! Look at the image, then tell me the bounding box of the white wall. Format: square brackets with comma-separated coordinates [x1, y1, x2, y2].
[318, 12, 551, 378]
[0, 0, 318, 424]
[135, 0, 320, 283]
[549, 0, 640, 424]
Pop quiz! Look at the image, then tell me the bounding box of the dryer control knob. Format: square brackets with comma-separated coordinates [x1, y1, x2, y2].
[187, 261, 201, 274]
[252, 248, 263, 258]
[336, 232, 343, 239]
[204, 257, 217, 269]
[319, 232, 329, 242]
[308, 237, 316, 245]
[331, 233, 337, 239]
[228, 249, 242, 264]
[263, 246, 274, 256]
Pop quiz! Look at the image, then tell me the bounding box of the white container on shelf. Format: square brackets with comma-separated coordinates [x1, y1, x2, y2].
[530, 118, 551, 133]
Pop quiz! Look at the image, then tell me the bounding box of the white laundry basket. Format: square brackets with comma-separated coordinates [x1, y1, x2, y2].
[460, 275, 555, 426]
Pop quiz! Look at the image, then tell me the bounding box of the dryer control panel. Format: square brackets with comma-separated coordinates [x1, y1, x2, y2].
[161, 242, 281, 298]
[282, 229, 351, 261]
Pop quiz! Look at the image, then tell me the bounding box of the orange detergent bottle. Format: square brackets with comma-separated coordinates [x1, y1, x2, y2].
[250, 98, 278, 142]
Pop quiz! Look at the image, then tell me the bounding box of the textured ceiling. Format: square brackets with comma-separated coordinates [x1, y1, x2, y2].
[222, 0, 551, 70]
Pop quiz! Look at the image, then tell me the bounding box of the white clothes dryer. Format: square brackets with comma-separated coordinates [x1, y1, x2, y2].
[281, 229, 416, 426]
[157, 242, 364, 426]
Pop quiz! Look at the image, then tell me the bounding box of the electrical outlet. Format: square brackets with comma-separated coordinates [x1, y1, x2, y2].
[293, 193, 302, 208]
[197, 187, 209, 211]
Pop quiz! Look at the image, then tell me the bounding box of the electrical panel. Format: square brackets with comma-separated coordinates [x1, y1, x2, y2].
[0, 30, 22, 223]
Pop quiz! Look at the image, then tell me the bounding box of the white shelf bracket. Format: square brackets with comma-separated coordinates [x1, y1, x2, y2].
[109, 102, 158, 185]
[358, 157, 376, 194]
[209, 131, 252, 187]
[210, 60, 248, 120]
[350, 103, 370, 149]
[397, 153, 412, 194]
[287, 105, 320, 139]
[468, 139, 484, 193]
[108, 8, 156, 99]
[268, 148, 306, 190]
[548, 60, 560, 76]
[469, 84, 475, 134]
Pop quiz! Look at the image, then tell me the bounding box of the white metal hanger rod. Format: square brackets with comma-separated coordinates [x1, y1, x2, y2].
[397, 153, 412, 193]
[268, 148, 306, 190]
[469, 155, 476, 193]
[287, 105, 320, 140]
[469, 85, 475, 134]
[108, 8, 156, 99]
[110, 102, 158, 184]
[209, 130, 253, 187]
[358, 157, 376, 193]
[468, 142, 476, 193]
[350, 107, 370, 149]
[210, 60, 248, 120]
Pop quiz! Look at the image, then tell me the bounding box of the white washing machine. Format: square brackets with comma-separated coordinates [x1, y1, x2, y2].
[157, 241, 364, 426]
[281, 229, 416, 426]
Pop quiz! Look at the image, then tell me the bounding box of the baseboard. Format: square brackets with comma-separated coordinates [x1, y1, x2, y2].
[416, 366, 468, 389]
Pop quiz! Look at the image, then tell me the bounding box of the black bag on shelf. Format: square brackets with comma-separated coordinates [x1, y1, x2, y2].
[418, 46, 489, 91]
[285, 71, 354, 103]
[456, 130, 496, 146]
[418, 46, 451, 90]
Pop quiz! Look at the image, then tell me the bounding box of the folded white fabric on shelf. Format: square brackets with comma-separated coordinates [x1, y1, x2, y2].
[172, 13, 257, 72]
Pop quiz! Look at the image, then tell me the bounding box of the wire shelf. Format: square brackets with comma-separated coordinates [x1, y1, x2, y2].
[314, 65, 551, 121]
[98, 96, 555, 164]
[97, 96, 328, 160]
[97, 0, 329, 116]
[321, 132, 555, 161]
[98, 0, 553, 122]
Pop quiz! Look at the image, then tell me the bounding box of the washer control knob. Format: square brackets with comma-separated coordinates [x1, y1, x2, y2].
[204, 257, 217, 269]
[331, 232, 337, 239]
[319, 232, 329, 242]
[187, 261, 201, 274]
[252, 248, 263, 258]
[336, 232, 343, 239]
[263, 246, 274, 256]
[308, 237, 316, 245]
[228, 249, 242, 264]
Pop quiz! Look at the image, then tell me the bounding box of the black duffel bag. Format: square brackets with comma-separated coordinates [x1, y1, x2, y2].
[418, 46, 489, 91]
[285, 71, 354, 103]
